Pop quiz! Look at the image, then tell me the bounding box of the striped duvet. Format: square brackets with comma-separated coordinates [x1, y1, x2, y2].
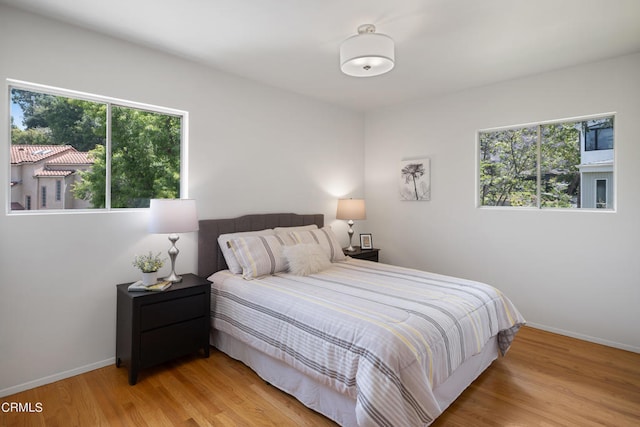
[210, 259, 525, 426]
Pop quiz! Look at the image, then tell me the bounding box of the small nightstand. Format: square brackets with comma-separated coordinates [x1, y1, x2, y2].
[344, 246, 380, 262]
[116, 273, 211, 385]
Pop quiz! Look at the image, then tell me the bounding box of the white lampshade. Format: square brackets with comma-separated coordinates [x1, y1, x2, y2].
[336, 198, 366, 220]
[340, 24, 394, 77]
[148, 199, 199, 234]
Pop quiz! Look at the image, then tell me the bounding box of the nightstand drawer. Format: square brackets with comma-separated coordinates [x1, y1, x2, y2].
[140, 317, 205, 366]
[140, 294, 206, 331]
[356, 251, 378, 262]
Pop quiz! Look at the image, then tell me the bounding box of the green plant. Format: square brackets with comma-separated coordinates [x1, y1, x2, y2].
[132, 251, 165, 273]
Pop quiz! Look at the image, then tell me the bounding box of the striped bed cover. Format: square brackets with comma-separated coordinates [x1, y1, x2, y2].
[210, 259, 525, 427]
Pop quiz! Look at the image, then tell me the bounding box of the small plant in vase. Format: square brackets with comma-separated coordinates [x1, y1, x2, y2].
[132, 252, 165, 285]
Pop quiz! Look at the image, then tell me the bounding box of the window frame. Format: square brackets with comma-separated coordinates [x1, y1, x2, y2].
[7, 79, 189, 214]
[476, 113, 616, 212]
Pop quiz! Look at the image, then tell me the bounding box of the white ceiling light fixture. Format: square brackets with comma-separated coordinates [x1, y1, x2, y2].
[340, 24, 395, 77]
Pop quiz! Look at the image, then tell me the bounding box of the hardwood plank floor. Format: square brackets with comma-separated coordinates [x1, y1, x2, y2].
[2, 327, 639, 426]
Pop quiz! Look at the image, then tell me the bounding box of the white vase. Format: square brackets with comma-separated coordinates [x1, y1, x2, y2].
[141, 271, 158, 286]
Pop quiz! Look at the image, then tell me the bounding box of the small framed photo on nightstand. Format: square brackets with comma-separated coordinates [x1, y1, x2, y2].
[360, 233, 373, 250]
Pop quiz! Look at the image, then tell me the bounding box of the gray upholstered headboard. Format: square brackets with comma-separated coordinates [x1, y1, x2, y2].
[197, 213, 324, 278]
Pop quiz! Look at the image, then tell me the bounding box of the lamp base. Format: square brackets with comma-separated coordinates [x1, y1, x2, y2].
[163, 271, 182, 283]
[345, 220, 355, 252]
[164, 233, 182, 283]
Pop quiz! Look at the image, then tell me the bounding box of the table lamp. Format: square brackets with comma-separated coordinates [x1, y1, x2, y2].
[336, 198, 366, 252]
[148, 199, 199, 282]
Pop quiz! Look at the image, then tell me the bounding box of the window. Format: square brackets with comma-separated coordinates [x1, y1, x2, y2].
[26, 195, 31, 210]
[585, 123, 613, 151]
[596, 179, 607, 209]
[479, 114, 614, 209]
[9, 81, 186, 212]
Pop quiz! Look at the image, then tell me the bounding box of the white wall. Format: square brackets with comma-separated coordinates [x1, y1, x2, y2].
[0, 6, 364, 396]
[364, 53, 640, 352]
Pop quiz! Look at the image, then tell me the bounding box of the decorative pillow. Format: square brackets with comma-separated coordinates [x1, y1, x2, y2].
[289, 226, 347, 262]
[218, 229, 275, 274]
[283, 244, 331, 276]
[228, 234, 295, 279]
[273, 224, 318, 235]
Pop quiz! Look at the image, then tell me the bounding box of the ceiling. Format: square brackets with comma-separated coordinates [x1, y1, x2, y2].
[3, 0, 640, 111]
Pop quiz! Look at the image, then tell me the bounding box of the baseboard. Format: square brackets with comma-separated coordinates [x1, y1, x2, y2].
[0, 357, 115, 398]
[526, 323, 640, 354]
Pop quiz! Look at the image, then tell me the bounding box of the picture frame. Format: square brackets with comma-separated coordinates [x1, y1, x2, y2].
[400, 157, 431, 201]
[360, 233, 373, 250]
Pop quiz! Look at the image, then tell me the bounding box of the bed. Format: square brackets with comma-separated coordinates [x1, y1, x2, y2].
[198, 213, 524, 426]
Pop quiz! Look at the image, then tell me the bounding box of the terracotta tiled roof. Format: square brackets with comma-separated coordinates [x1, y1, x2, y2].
[33, 168, 74, 177]
[47, 151, 93, 165]
[11, 145, 75, 164]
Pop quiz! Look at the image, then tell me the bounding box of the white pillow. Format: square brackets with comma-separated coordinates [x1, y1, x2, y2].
[273, 224, 318, 235]
[228, 234, 295, 279]
[284, 244, 331, 276]
[218, 229, 275, 274]
[289, 226, 347, 262]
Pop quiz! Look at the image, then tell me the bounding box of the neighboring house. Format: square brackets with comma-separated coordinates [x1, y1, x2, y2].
[10, 144, 94, 210]
[579, 120, 614, 209]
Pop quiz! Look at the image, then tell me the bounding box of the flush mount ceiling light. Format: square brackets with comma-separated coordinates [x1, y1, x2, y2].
[340, 24, 395, 77]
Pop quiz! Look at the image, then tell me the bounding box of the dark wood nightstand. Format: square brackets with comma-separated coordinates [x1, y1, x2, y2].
[344, 246, 380, 262]
[116, 273, 211, 385]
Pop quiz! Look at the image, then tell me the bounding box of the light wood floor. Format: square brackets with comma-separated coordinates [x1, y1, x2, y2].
[2, 326, 639, 426]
